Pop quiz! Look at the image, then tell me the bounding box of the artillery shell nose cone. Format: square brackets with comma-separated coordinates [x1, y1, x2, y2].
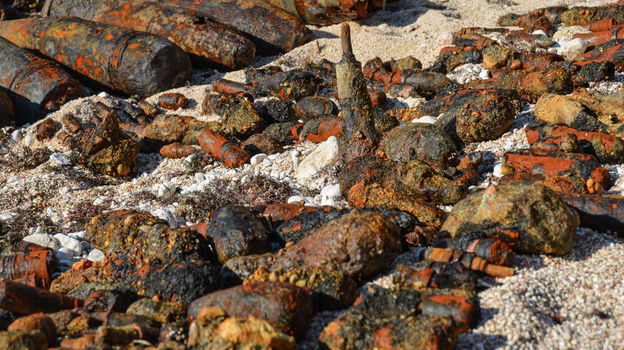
[341, 22, 354, 59]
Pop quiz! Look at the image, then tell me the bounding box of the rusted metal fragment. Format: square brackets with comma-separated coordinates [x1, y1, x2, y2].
[0, 89, 13, 127]
[0, 282, 83, 315]
[265, 70, 320, 101]
[428, 46, 482, 74]
[188, 281, 313, 338]
[159, 142, 196, 159]
[534, 91, 624, 139]
[295, 96, 338, 121]
[336, 23, 381, 162]
[418, 247, 514, 278]
[299, 116, 342, 143]
[0, 330, 47, 350]
[69, 109, 139, 177]
[8, 313, 56, 346]
[319, 286, 460, 350]
[347, 182, 447, 228]
[202, 93, 265, 138]
[497, 6, 568, 27]
[274, 209, 402, 279]
[162, 0, 312, 55]
[263, 121, 302, 145]
[158, 92, 189, 111]
[43, 0, 255, 70]
[560, 61, 615, 86]
[502, 149, 610, 191]
[273, 207, 344, 245]
[264, 0, 384, 25]
[86, 210, 213, 262]
[127, 298, 187, 324]
[561, 4, 624, 26]
[241, 133, 283, 156]
[188, 306, 296, 349]
[560, 193, 624, 236]
[526, 122, 624, 164]
[245, 266, 357, 311]
[338, 156, 472, 206]
[394, 263, 478, 291]
[0, 37, 86, 125]
[198, 128, 250, 168]
[574, 26, 624, 47]
[469, 66, 573, 103]
[0, 250, 57, 289]
[434, 237, 515, 266]
[35, 117, 57, 141]
[258, 99, 297, 124]
[0, 16, 192, 97]
[574, 41, 624, 69]
[263, 202, 317, 225]
[203, 206, 270, 264]
[440, 182, 579, 255]
[381, 123, 457, 172]
[83, 288, 138, 313]
[48, 310, 99, 338]
[498, 173, 588, 194]
[302, 58, 337, 88]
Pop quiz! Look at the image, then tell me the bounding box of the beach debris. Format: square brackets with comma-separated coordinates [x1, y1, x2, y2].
[42, 0, 256, 70]
[0, 16, 192, 98]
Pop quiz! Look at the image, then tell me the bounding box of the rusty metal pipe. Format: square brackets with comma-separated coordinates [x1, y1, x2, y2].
[42, 0, 255, 70]
[0, 36, 86, 125]
[0, 16, 192, 98]
[161, 0, 313, 55]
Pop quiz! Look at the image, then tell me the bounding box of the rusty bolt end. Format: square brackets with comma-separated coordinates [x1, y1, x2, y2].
[341, 23, 354, 59]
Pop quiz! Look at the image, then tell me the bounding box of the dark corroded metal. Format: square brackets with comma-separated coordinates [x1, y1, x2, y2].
[0, 89, 14, 126]
[0, 16, 192, 98]
[263, 0, 385, 25]
[42, 0, 255, 70]
[336, 23, 381, 163]
[0, 37, 86, 125]
[162, 0, 313, 55]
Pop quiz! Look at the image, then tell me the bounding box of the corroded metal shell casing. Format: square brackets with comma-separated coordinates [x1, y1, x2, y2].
[0, 16, 192, 97]
[162, 0, 313, 55]
[0, 36, 86, 125]
[42, 0, 256, 70]
[264, 0, 386, 26]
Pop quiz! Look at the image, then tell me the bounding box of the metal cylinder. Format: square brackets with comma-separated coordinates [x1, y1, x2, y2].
[0, 36, 86, 125]
[161, 0, 313, 55]
[42, 0, 255, 70]
[0, 16, 192, 98]
[263, 0, 386, 25]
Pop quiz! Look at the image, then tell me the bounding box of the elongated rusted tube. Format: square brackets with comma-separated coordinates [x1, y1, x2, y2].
[0, 16, 192, 98]
[0, 282, 83, 315]
[198, 128, 249, 168]
[0, 37, 86, 125]
[263, 0, 385, 25]
[162, 0, 313, 55]
[42, 0, 255, 70]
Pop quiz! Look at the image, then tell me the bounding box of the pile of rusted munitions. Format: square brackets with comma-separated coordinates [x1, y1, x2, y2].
[0, 0, 390, 125]
[4, 1, 624, 349]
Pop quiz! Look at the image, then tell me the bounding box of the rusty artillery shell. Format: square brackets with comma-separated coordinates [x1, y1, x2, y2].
[213, 78, 251, 95]
[158, 93, 189, 111]
[36, 118, 57, 141]
[0, 281, 83, 315]
[42, 0, 255, 70]
[137, 99, 159, 117]
[497, 6, 568, 27]
[0, 37, 86, 125]
[577, 18, 616, 32]
[560, 193, 624, 236]
[0, 16, 192, 98]
[421, 247, 514, 278]
[561, 4, 624, 26]
[62, 114, 82, 133]
[336, 23, 381, 162]
[419, 294, 479, 332]
[159, 142, 196, 158]
[295, 96, 338, 121]
[300, 117, 342, 143]
[162, 0, 312, 55]
[198, 128, 249, 168]
[0, 250, 57, 289]
[263, 0, 383, 25]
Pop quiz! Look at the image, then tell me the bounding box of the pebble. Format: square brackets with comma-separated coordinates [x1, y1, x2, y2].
[412, 115, 437, 124]
[49, 153, 71, 165]
[87, 249, 105, 262]
[262, 158, 273, 167]
[56, 247, 74, 261]
[53, 233, 82, 256]
[10, 129, 23, 142]
[22, 234, 60, 251]
[68, 231, 88, 241]
[556, 38, 587, 61]
[295, 136, 340, 179]
[152, 208, 178, 229]
[492, 161, 503, 177]
[0, 212, 19, 221]
[479, 70, 491, 79]
[250, 153, 267, 166]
